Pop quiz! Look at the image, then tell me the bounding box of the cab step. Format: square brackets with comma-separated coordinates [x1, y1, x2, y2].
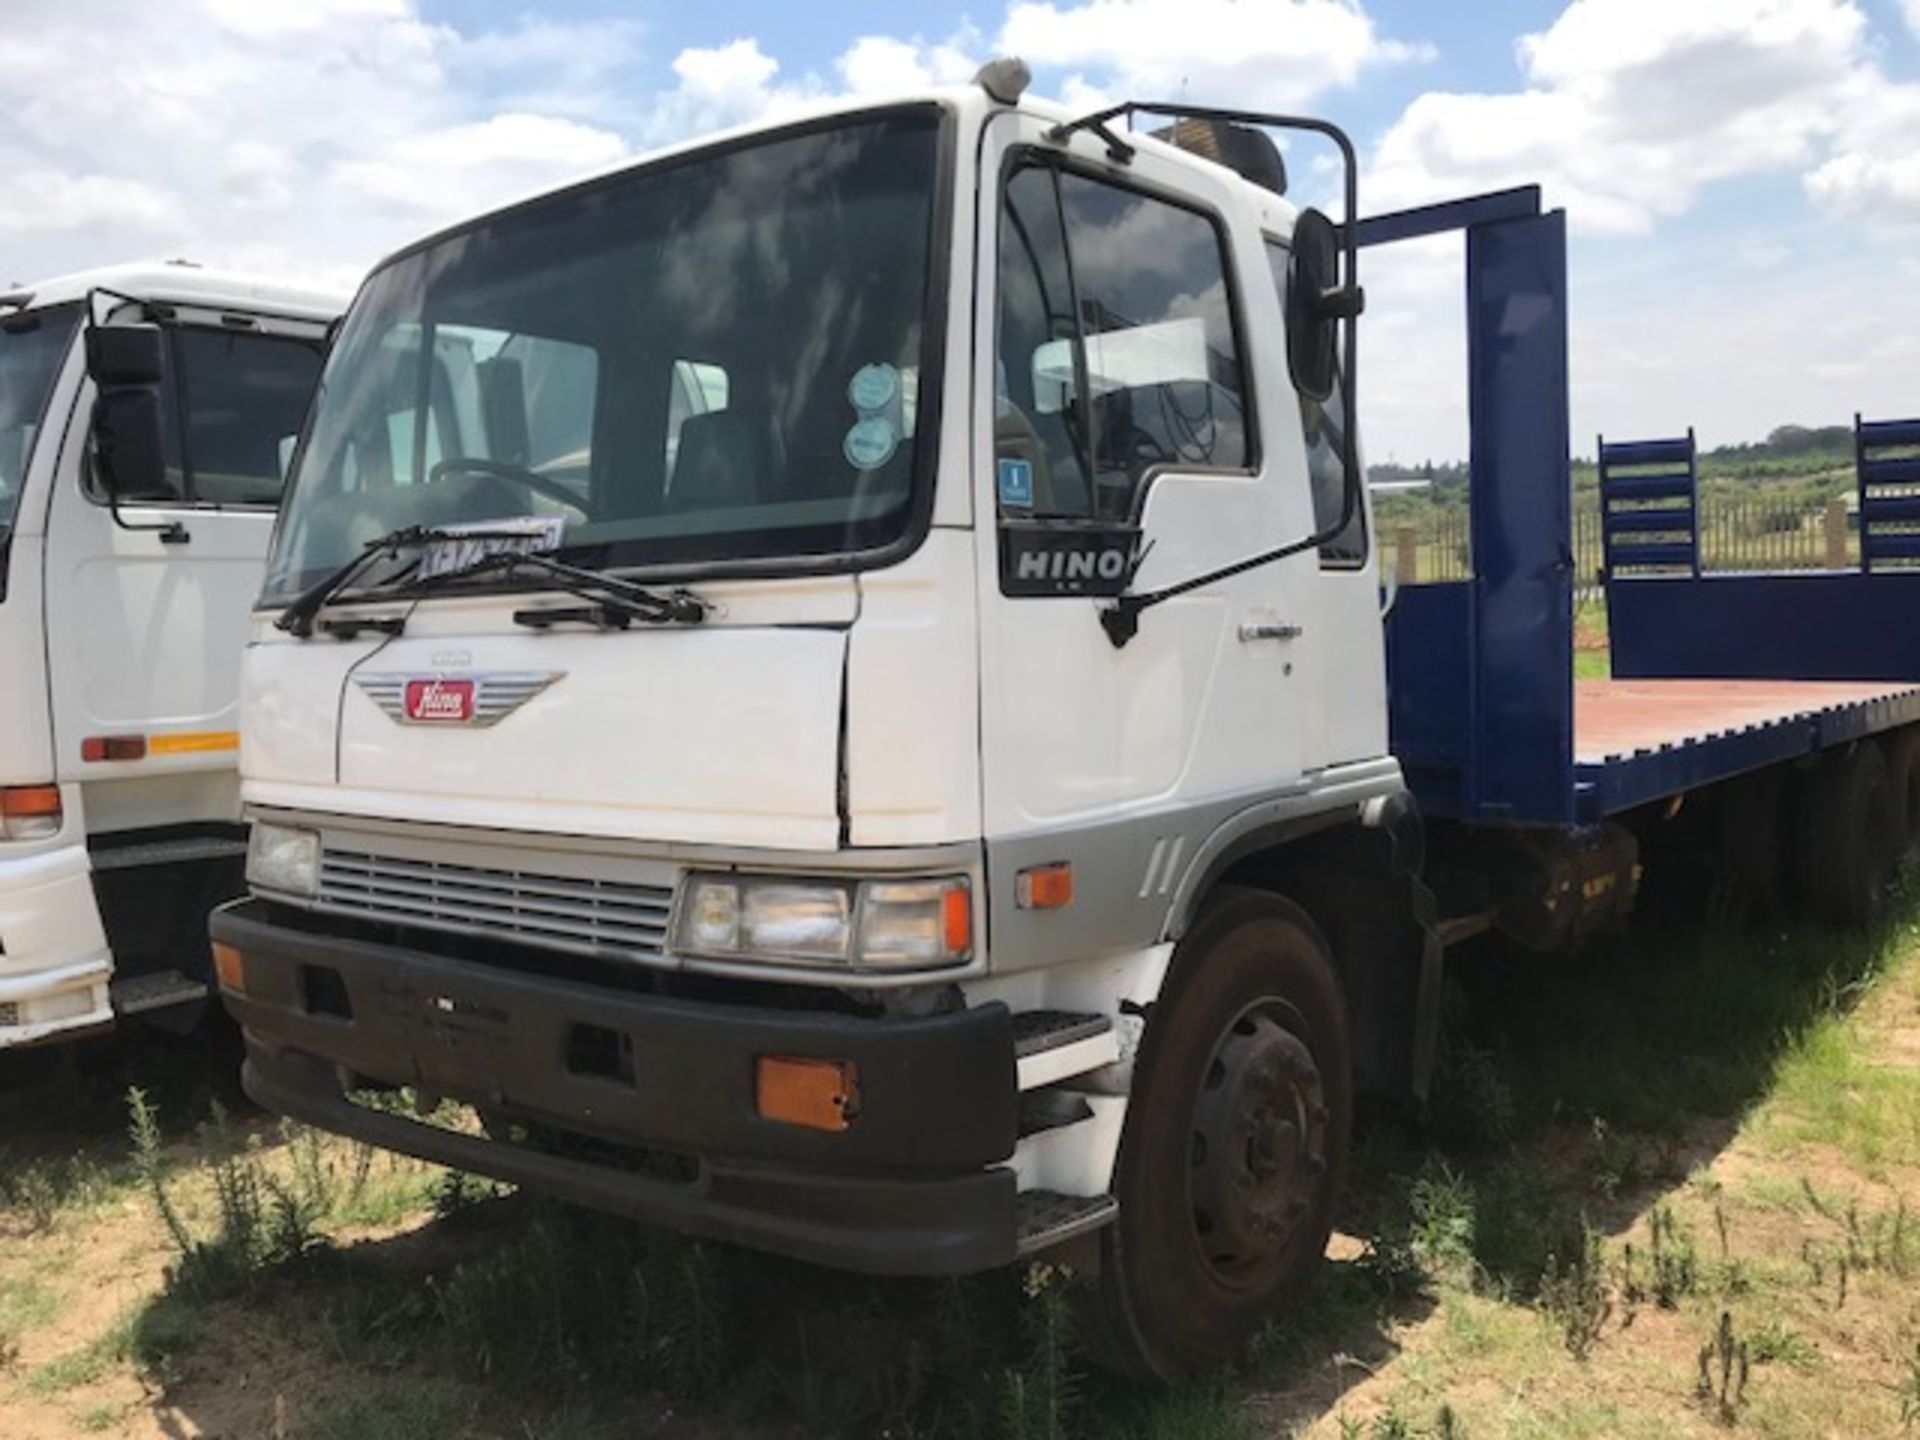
[1012, 1010, 1119, 1090]
[1015, 1189, 1118, 1254]
[91, 835, 247, 872]
[111, 969, 209, 1016]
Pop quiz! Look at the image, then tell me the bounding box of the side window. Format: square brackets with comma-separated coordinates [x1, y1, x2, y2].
[995, 160, 1249, 530]
[1264, 242, 1364, 565]
[165, 329, 324, 507]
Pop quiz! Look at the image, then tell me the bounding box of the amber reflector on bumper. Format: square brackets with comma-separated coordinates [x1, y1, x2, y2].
[212, 942, 247, 996]
[755, 1055, 860, 1132]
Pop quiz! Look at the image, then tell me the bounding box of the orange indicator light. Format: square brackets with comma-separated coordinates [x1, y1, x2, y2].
[1016, 862, 1074, 910]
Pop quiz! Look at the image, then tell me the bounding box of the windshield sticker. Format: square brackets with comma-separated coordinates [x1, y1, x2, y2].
[998, 457, 1035, 510]
[417, 515, 567, 580]
[843, 417, 899, 471]
[847, 363, 900, 413]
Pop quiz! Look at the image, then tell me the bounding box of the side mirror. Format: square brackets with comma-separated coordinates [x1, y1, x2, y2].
[1286, 208, 1362, 403]
[85, 323, 165, 387]
[92, 388, 168, 501]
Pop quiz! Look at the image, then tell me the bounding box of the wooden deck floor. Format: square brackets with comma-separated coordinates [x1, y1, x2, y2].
[1574, 679, 1920, 764]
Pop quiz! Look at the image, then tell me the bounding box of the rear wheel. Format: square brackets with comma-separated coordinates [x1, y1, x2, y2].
[1710, 768, 1790, 915]
[1795, 743, 1899, 929]
[1080, 888, 1351, 1381]
[1881, 727, 1920, 858]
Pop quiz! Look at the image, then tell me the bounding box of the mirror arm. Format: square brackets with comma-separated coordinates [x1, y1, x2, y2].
[87, 444, 188, 544]
[110, 501, 190, 545]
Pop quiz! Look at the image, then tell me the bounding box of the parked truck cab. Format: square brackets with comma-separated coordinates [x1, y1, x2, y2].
[211, 76, 1422, 1378]
[0, 265, 342, 1047]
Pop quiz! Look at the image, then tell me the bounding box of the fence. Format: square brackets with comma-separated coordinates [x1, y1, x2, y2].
[1388, 496, 1856, 593]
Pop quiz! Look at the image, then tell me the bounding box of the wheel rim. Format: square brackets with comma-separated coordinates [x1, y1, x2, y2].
[1186, 998, 1328, 1288]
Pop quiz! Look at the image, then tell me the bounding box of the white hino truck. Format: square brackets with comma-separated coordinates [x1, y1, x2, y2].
[207, 65, 1920, 1379]
[0, 264, 340, 1048]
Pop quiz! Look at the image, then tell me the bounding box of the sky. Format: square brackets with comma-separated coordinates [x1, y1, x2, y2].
[2, 0, 1917, 462]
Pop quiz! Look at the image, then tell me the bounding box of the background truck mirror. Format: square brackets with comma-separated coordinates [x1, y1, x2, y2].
[1286, 207, 1341, 403]
[84, 323, 165, 387]
[91, 386, 168, 501]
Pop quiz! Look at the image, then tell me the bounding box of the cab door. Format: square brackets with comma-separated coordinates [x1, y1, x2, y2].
[974, 116, 1322, 950]
[43, 310, 326, 830]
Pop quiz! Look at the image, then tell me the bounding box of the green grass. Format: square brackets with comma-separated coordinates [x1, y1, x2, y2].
[1762, 1008, 1920, 1169]
[307, 1379, 473, 1440]
[18, 1311, 137, 1397]
[0, 1272, 61, 1340]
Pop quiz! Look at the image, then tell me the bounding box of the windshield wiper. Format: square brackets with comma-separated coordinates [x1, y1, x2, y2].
[278, 526, 712, 640]
[275, 524, 551, 638]
[416, 549, 711, 627]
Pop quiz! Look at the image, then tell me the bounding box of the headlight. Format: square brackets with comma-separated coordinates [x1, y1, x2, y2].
[673, 873, 971, 971]
[246, 822, 320, 898]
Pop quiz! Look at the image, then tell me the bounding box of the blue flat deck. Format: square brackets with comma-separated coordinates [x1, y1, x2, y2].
[1574, 679, 1920, 820]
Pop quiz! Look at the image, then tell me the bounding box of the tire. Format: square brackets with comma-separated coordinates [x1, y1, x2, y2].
[1882, 727, 1920, 857]
[1795, 743, 1899, 929]
[1709, 768, 1790, 915]
[1079, 887, 1352, 1381]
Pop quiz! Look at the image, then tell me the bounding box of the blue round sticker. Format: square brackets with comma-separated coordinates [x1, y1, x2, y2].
[847, 363, 899, 412]
[843, 418, 898, 470]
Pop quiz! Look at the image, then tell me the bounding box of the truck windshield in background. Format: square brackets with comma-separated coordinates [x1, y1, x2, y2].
[0, 304, 82, 544]
[262, 107, 947, 603]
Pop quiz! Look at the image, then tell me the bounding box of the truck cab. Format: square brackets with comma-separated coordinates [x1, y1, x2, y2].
[213, 79, 1429, 1379]
[0, 264, 342, 1047]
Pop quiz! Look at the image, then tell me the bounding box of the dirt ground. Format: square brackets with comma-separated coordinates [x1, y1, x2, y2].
[1, 899, 1917, 1439]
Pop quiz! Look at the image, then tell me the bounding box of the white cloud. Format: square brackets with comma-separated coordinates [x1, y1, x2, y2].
[1370, 0, 1871, 232]
[331, 115, 629, 222]
[637, 38, 828, 147]
[0, 0, 635, 290]
[838, 33, 982, 94]
[999, 0, 1427, 109]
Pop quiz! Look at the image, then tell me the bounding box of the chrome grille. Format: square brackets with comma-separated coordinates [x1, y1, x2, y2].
[316, 848, 674, 961]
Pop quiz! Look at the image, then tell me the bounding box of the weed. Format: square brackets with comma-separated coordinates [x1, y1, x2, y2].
[1539, 1224, 1612, 1360]
[126, 1088, 193, 1255]
[1469, 1161, 1580, 1298]
[993, 1276, 1079, 1440]
[129, 1091, 335, 1302]
[1745, 1317, 1816, 1369]
[1430, 1042, 1517, 1150]
[1359, 1227, 1429, 1301]
[1370, 1404, 1416, 1440]
[1588, 1117, 1646, 1198]
[430, 1166, 502, 1220]
[1649, 1206, 1700, 1309]
[1696, 1310, 1751, 1427]
[1409, 1164, 1478, 1282]
[0, 1151, 113, 1231]
[1899, 1341, 1920, 1431]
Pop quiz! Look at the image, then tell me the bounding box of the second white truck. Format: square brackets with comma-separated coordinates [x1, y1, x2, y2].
[0, 263, 342, 1047]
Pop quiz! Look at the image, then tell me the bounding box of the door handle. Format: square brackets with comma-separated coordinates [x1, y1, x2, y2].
[1238, 620, 1302, 643]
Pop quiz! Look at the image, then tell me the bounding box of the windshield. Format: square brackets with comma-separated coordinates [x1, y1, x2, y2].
[0, 305, 82, 537]
[263, 107, 948, 603]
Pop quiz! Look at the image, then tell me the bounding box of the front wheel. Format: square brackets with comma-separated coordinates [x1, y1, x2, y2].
[1080, 887, 1352, 1381]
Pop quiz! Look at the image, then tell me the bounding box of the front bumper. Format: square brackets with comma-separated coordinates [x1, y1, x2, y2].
[212, 899, 1024, 1274]
[0, 844, 114, 1047]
